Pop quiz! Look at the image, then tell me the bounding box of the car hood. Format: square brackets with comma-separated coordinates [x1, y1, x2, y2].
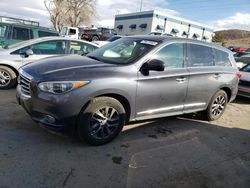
[21, 55, 114, 78]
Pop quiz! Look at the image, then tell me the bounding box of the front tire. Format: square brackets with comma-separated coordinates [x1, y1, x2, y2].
[0, 66, 17, 89]
[204, 90, 228, 121]
[77, 97, 126, 145]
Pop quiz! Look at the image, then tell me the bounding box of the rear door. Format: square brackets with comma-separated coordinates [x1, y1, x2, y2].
[136, 42, 189, 119]
[184, 43, 224, 113]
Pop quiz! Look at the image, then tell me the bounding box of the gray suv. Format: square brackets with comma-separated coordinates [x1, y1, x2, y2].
[16, 36, 239, 145]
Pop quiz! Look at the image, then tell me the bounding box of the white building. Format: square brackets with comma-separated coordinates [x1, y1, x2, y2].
[114, 10, 214, 42]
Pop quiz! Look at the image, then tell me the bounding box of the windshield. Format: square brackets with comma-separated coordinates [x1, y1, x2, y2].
[87, 37, 158, 64]
[107, 36, 121, 42]
[0, 24, 7, 38]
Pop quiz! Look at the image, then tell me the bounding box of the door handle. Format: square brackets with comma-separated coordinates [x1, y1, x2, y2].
[176, 77, 186, 82]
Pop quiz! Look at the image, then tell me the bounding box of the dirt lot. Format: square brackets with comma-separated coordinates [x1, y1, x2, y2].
[0, 89, 250, 188]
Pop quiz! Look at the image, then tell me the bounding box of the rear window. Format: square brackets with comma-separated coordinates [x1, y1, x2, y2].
[38, 31, 58, 37]
[187, 44, 213, 67]
[214, 49, 231, 67]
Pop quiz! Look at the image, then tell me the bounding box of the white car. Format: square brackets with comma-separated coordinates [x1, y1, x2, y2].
[0, 37, 99, 89]
[238, 63, 250, 98]
[93, 36, 123, 46]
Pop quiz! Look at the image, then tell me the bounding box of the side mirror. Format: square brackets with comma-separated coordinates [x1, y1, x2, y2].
[141, 59, 165, 75]
[20, 49, 33, 58]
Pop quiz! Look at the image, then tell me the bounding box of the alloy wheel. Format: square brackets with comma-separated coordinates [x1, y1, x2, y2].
[211, 95, 226, 117]
[0, 70, 11, 87]
[90, 106, 120, 139]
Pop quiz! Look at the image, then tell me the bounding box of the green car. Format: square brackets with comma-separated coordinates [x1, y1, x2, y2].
[0, 16, 58, 47]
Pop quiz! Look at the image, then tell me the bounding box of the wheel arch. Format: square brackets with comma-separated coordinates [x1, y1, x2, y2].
[220, 86, 232, 102]
[96, 93, 131, 122]
[0, 64, 19, 77]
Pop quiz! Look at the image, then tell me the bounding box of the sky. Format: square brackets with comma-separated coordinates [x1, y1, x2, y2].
[0, 0, 250, 31]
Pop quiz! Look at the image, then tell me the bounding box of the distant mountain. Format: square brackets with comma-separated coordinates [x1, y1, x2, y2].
[215, 29, 250, 48]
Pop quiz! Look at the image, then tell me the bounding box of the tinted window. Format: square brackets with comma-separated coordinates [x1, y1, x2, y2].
[29, 30, 34, 39]
[12, 27, 30, 40]
[152, 43, 184, 69]
[68, 29, 76, 35]
[240, 64, 250, 72]
[214, 49, 231, 67]
[0, 24, 8, 38]
[187, 44, 213, 67]
[11, 40, 66, 55]
[31, 40, 66, 54]
[69, 41, 97, 55]
[38, 31, 58, 37]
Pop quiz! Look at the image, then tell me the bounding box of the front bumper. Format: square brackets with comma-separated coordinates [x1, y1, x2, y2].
[238, 85, 250, 98]
[16, 84, 80, 134]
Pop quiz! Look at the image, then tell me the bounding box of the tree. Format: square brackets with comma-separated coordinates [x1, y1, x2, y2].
[44, 0, 96, 32]
[65, 0, 96, 27]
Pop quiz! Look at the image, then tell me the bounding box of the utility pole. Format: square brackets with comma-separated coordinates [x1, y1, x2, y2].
[140, 0, 143, 12]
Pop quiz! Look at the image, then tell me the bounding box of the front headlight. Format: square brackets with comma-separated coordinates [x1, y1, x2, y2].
[38, 81, 90, 94]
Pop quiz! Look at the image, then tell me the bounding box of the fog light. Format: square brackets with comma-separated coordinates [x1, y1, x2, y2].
[45, 115, 56, 124]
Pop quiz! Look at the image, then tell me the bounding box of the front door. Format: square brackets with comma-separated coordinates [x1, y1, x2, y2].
[136, 43, 189, 120]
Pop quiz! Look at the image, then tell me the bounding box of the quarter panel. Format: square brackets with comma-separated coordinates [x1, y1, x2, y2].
[184, 66, 237, 112]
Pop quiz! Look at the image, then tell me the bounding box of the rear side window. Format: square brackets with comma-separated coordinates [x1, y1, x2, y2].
[32, 40, 66, 54]
[38, 31, 58, 37]
[152, 43, 184, 69]
[214, 49, 231, 67]
[187, 44, 213, 67]
[69, 41, 97, 55]
[12, 27, 31, 40]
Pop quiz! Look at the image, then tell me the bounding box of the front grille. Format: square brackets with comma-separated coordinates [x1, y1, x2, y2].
[19, 74, 31, 96]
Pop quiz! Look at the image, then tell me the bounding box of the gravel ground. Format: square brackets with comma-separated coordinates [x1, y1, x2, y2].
[0, 89, 250, 188]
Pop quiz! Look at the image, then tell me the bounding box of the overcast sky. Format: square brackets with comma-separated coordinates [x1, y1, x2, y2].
[0, 0, 250, 31]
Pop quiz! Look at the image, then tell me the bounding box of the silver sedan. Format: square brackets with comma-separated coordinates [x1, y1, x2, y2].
[0, 37, 99, 89]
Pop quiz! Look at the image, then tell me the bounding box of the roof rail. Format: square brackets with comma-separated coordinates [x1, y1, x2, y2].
[0, 16, 39, 26]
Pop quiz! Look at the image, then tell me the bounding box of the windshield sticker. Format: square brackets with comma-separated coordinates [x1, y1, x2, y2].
[140, 40, 158, 46]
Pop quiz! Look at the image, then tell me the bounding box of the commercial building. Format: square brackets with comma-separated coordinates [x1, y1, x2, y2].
[114, 10, 214, 42]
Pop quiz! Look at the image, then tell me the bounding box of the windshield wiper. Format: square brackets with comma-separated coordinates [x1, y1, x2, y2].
[87, 55, 101, 62]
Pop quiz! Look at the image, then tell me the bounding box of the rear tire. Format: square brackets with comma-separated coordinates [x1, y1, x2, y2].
[0, 66, 17, 89]
[204, 90, 228, 121]
[77, 97, 126, 145]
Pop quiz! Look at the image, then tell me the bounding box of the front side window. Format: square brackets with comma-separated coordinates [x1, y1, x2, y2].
[214, 49, 231, 67]
[12, 27, 30, 40]
[31, 40, 66, 54]
[0, 24, 8, 38]
[69, 41, 97, 55]
[87, 38, 158, 64]
[151, 43, 184, 69]
[11, 40, 66, 55]
[187, 44, 213, 67]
